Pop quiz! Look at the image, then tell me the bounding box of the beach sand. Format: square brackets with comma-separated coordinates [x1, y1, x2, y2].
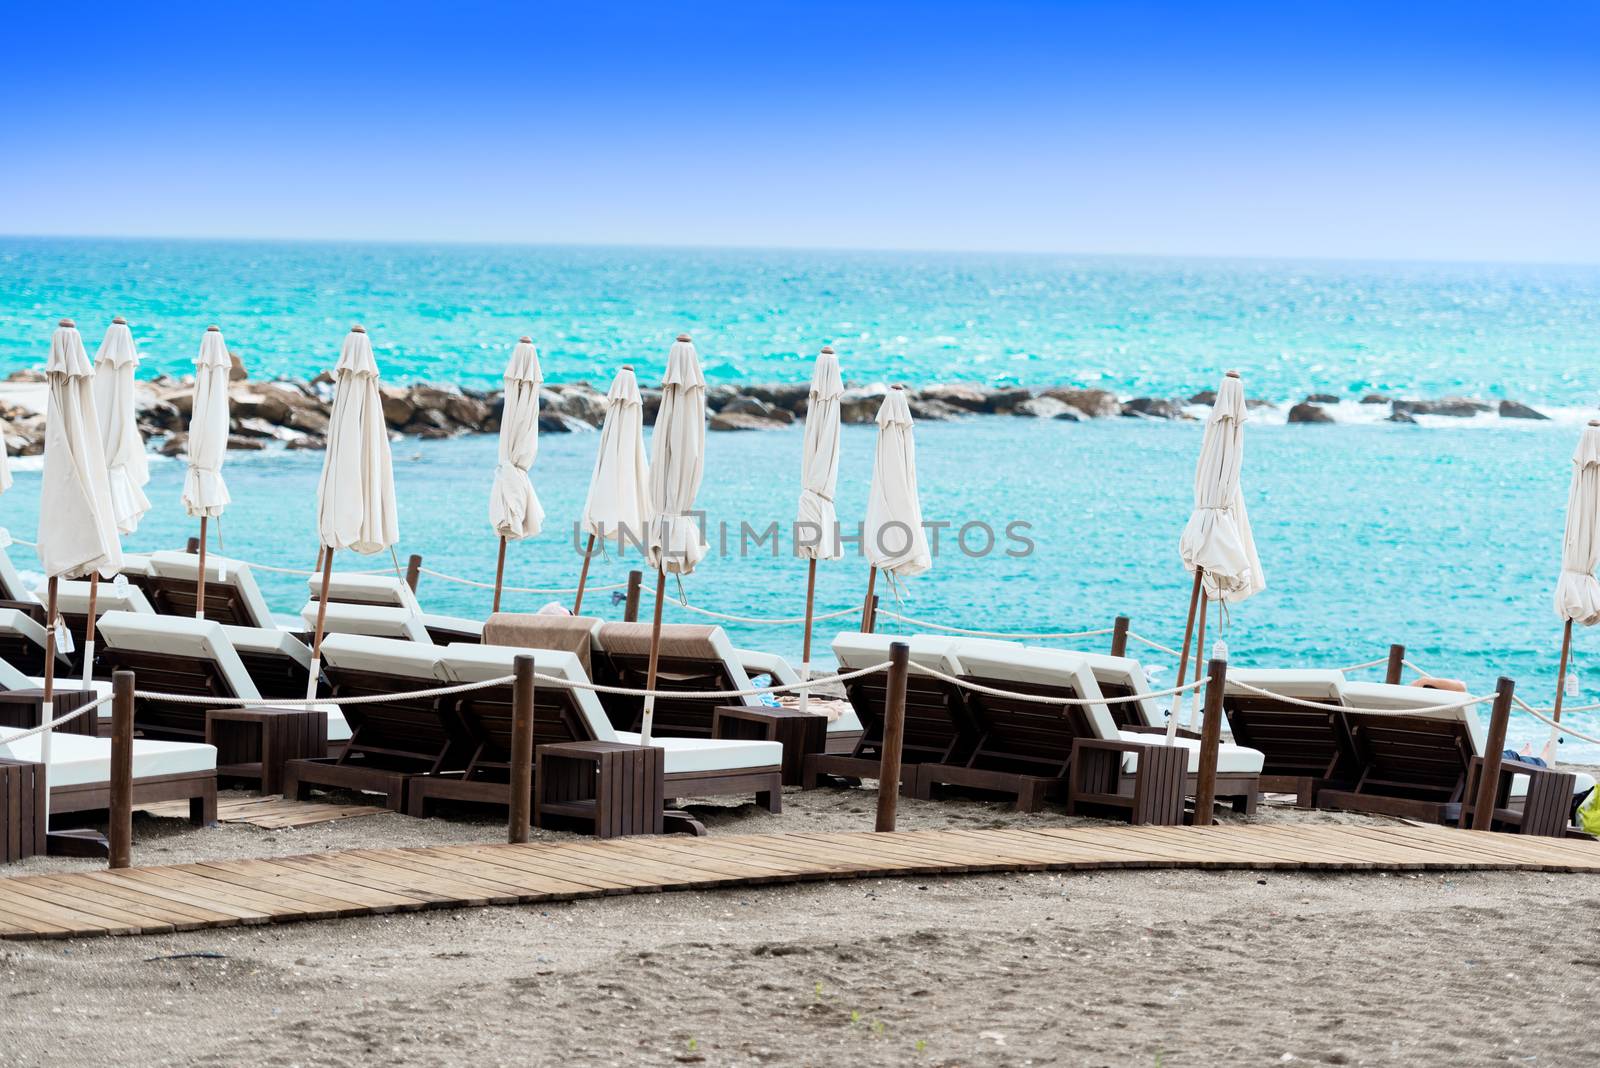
[6, 781, 1600, 1067]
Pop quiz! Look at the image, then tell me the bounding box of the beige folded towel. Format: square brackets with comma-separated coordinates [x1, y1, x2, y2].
[482, 613, 601, 677]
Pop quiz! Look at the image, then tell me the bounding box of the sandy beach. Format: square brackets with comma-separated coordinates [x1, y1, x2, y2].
[7, 781, 1600, 1067]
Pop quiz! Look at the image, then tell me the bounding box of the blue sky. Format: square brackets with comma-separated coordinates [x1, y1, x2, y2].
[2, 1, 1596, 261]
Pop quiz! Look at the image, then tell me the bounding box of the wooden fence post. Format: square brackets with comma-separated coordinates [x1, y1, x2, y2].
[1471, 677, 1515, 832]
[1385, 644, 1405, 685]
[185, 536, 200, 554]
[1190, 658, 1227, 826]
[109, 670, 135, 869]
[624, 571, 643, 622]
[875, 642, 910, 833]
[405, 553, 422, 592]
[1110, 615, 1130, 658]
[509, 655, 535, 843]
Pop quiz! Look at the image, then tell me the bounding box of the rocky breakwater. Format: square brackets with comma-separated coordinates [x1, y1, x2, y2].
[0, 364, 1560, 459]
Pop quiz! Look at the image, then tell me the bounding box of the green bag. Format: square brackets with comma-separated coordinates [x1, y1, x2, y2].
[1577, 787, 1600, 836]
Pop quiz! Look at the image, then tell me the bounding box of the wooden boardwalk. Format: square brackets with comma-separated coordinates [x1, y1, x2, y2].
[1, 823, 1596, 940]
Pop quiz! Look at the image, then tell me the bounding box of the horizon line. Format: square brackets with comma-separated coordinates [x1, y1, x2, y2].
[2, 231, 1597, 272]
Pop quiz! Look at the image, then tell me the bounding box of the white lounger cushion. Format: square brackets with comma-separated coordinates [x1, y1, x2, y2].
[0, 608, 58, 661]
[101, 612, 351, 743]
[1074, 652, 1163, 728]
[319, 633, 449, 679]
[301, 602, 433, 643]
[612, 731, 782, 774]
[223, 624, 312, 666]
[947, 640, 1125, 740]
[147, 550, 276, 630]
[307, 572, 418, 610]
[1115, 730, 1266, 775]
[1224, 668, 1346, 701]
[0, 730, 215, 787]
[0, 547, 40, 604]
[43, 579, 155, 617]
[440, 643, 782, 774]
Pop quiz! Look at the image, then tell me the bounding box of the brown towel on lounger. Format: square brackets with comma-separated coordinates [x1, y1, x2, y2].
[596, 622, 724, 661]
[482, 613, 600, 677]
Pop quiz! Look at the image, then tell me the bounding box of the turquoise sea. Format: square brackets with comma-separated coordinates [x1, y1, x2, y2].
[2, 238, 1600, 758]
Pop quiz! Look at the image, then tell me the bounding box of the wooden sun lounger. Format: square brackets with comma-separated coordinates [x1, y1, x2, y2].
[282, 637, 468, 811]
[405, 646, 783, 820]
[305, 573, 483, 645]
[801, 634, 974, 794]
[0, 608, 66, 678]
[144, 550, 279, 629]
[0, 731, 217, 829]
[1316, 682, 1592, 834]
[1221, 669, 1356, 807]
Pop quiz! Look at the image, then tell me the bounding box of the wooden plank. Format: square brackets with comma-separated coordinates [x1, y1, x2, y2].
[92, 870, 272, 925]
[432, 844, 653, 894]
[25, 873, 235, 930]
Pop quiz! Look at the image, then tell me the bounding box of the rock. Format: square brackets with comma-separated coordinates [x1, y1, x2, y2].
[1187, 389, 1216, 405]
[743, 384, 810, 412]
[709, 411, 788, 431]
[1245, 398, 1277, 410]
[285, 435, 327, 450]
[380, 386, 417, 428]
[1288, 402, 1333, 424]
[443, 393, 490, 428]
[136, 397, 184, 432]
[720, 396, 794, 424]
[1012, 395, 1072, 419]
[285, 406, 330, 434]
[555, 387, 607, 426]
[917, 384, 990, 412]
[5, 369, 45, 383]
[159, 434, 188, 457]
[226, 435, 266, 451]
[1305, 392, 1340, 404]
[1120, 397, 1182, 420]
[705, 385, 743, 412]
[406, 407, 458, 434]
[985, 387, 1033, 414]
[640, 388, 662, 426]
[1394, 397, 1491, 418]
[1053, 408, 1083, 422]
[232, 417, 291, 440]
[538, 411, 594, 433]
[1499, 400, 1548, 420]
[1045, 388, 1121, 418]
[228, 350, 248, 382]
[1360, 393, 1390, 404]
[838, 388, 886, 424]
[1387, 410, 1417, 424]
[907, 398, 964, 421]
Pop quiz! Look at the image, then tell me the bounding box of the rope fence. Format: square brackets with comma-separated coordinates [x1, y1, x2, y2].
[907, 662, 1208, 707]
[0, 693, 115, 745]
[1513, 696, 1600, 747]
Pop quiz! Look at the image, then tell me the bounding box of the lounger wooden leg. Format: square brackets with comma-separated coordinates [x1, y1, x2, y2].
[191, 781, 218, 826]
[406, 787, 429, 819]
[1016, 780, 1047, 814]
[756, 780, 781, 814]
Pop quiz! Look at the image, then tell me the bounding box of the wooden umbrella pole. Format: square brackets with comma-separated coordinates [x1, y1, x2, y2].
[81, 573, 98, 688]
[799, 558, 818, 715]
[194, 516, 209, 619]
[1545, 618, 1575, 762]
[492, 536, 508, 615]
[306, 546, 334, 701]
[572, 533, 597, 615]
[860, 566, 877, 632]
[640, 567, 669, 745]
[1165, 569, 1204, 741]
[1188, 591, 1209, 729]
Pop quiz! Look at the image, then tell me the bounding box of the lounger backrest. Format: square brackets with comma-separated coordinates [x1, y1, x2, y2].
[222, 624, 314, 699]
[146, 550, 275, 629]
[1071, 651, 1162, 729]
[1220, 668, 1352, 782]
[441, 645, 614, 768]
[831, 632, 973, 761]
[43, 579, 156, 618]
[307, 572, 423, 613]
[482, 613, 604, 678]
[949, 641, 1120, 742]
[1338, 680, 1487, 757]
[0, 547, 40, 604]
[0, 655, 31, 690]
[594, 622, 757, 737]
[96, 610, 261, 739]
[300, 601, 433, 644]
[0, 606, 66, 675]
[318, 634, 463, 770]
